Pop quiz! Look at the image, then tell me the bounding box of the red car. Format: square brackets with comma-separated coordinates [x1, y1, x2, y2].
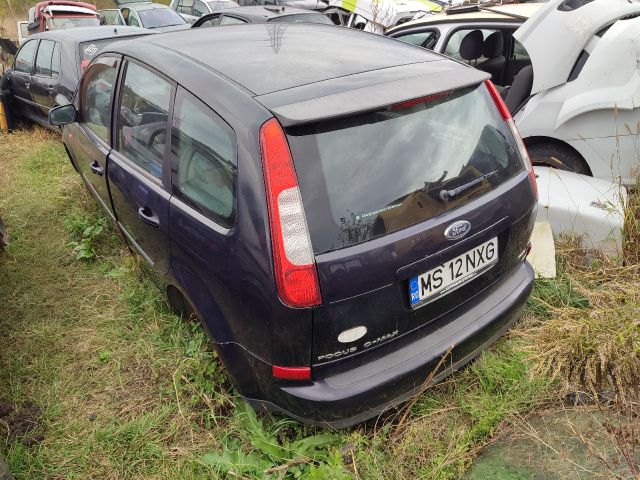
[26, 1, 100, 36]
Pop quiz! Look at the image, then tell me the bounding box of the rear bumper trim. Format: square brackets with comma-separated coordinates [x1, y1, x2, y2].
[244, 261, 535, 428]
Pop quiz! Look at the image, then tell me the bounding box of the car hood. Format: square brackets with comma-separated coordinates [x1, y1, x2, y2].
[514, 0, 640, 95]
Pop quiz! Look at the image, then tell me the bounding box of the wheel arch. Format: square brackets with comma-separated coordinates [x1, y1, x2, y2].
[523, 135, 593, 176]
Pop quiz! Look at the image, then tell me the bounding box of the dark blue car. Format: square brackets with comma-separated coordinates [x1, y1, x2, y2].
[50, 23, 538, 427]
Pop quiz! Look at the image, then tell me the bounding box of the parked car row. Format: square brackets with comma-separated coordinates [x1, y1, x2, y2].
[0, 0, 636, 427]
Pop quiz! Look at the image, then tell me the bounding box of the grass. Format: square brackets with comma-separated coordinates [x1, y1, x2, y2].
[0, 126, 639, 478]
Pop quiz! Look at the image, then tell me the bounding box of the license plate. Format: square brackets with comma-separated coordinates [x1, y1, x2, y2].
[409, 237, 498, 307]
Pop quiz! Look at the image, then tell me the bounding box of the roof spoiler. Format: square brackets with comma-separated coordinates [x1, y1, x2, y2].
[260, 61, 490, 127]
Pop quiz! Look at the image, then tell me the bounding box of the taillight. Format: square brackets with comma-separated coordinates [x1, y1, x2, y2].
[260, 118, 322, 308]
[485, 80, 538, 200]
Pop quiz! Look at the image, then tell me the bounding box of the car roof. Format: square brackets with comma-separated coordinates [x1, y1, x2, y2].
[26, 25, 150, 42]
[112, 23, 444, 96]
[394, 2, 543, 28]
[221, 4, 324, 18]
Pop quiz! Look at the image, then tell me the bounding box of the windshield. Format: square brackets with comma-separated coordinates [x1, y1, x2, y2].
[207, 0, 239, 11]
[139, 8, 186, 27]
[287, 84, 527, 254]
[269, 13, 334, 24]
[46, 16, 100, 29]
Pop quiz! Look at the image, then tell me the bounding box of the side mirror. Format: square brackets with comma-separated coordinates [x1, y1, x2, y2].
[48, 104, 77, 126]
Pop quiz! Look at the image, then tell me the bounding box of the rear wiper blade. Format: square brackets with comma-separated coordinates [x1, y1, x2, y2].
[439, 170, 498, 201]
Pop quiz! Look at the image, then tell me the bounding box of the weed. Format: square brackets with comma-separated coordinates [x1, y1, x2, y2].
[63, 211, 109, 261]
[201, 402, 349, 479]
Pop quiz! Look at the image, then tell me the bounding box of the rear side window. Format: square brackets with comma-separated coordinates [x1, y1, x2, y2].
[171, 89, 236, 226]
[14, 40, 37, 73]
[116, 61, 172, 179]
[35, 40, 59, 77]
[287, 84, 527, 254]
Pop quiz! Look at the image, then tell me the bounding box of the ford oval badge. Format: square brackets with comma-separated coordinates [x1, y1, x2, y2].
[444, 220, 471, 240]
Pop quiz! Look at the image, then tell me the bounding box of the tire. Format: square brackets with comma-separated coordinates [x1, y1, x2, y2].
[527, 142, 591, 175]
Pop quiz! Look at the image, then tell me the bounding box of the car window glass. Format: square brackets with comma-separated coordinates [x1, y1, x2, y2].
[81, 60, 118, 143]
[51, 42, 60, 75]
[270, 13, 333, 24]
[124, 10, 140, 26]
[220, 15, 246, 25]
[193, 0, 207, 15]
[394, 30, 439, 50]
[14, 40, 37, 74]
[35, 40, 57, 77]
[117, 62, 171, 179]
[138, 8, 186, 27]
[513, 39, 529, 60]
[197, 14, 222, 26]
[171, 89, 236, 226]
[178, 0, 194, 14]
[444, 28, 497, 62]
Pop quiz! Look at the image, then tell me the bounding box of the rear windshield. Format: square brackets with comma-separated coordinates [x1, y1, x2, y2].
[46, 16, 100, 30]
[287, 84, 526, 254]
[139, 8, 186, 27]
[269, 13, 334, 24]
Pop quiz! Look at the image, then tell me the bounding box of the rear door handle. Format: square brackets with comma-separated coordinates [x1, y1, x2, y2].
[138, 206, 160, 228]
[90, 161, 104, 176]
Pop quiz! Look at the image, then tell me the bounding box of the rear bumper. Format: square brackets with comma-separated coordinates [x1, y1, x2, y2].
[245, 261, 534, 428]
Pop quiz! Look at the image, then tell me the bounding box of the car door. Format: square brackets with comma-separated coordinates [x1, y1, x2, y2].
[30, 39, 61, 123]
[8, 39, 38, 121]
[73, 55, 121, 219]
[108, 59, 173, 273]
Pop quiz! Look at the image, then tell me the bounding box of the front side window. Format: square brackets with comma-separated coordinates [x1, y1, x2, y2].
[393, 29, 439, 50]
[81, 59, 118, 143]
[14, 40, 37, 74]
[35, 39, 59, 77]
[171, 89, 236, 226]
[116, 61, 172, 179]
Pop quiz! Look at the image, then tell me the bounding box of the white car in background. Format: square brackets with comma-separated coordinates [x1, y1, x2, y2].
[169, 0, 239, 23]
[388, 0, 640, 186]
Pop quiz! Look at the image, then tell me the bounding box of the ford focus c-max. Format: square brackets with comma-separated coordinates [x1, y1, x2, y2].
[49, 23, 538, 427]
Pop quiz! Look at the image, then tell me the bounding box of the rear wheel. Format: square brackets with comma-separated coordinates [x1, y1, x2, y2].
[527, 142, 591, 175]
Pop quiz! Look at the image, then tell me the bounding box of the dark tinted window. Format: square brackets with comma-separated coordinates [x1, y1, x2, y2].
[35, 40, 58, 77]
[14, 40, 37, 74]
[81, 59, 118, 143]
[139, 7, 187, 27]
[287, 85, 526, 254]
[171, 89, 236, 226]
[116, 62, 172, 179]
[269, 13, 333, 24]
